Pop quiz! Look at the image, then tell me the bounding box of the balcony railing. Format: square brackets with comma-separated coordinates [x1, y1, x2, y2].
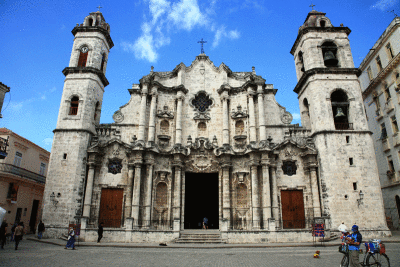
[0, 163, 46, 184]
[334, 122, 353, 130]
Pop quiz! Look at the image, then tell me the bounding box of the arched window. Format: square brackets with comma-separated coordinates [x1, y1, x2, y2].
[396, 195, 400, 219]
[156, 183, 168, 207]
[237, 184, 247, 208]
[302, 98, 311, 128]
[160, 120, 169, 135]
[94, 101, 100, 120]
[298, 51, 305, 72]
[322, 41, 339, 67]
[331, 90, 350, 130]
[320, 20, 326, 28]
[235, 120, 245, 135]
[78, 46, 88, 67]
[100, 53, 106, 71]
[198, 122, 207, 136]
[69, 96, 79, 115]
[88, 18, 93, 26]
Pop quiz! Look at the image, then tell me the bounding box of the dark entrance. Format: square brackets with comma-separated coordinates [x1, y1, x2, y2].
[29, 200, 40, 233]
[184, 172, 219, 229]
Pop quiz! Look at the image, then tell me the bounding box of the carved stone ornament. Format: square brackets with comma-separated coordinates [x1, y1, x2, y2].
[231, 105, 249, 119]
[157, 105, 174, 119]
[284, 146, 297, 159]
[112, 110, 124, 123]
[193, 112, 211, 121]
[281, 111, 293, 124]
[185, 155, 219, 173]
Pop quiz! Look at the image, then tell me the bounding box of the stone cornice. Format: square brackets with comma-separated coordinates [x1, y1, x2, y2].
[71, 26, 114, 49]
[311, 130, 372, 138]
[0, 82, 10, 92]
[53, 128, 96, 135]
[62, 67, 109, 87]
[361, 52, 400, 100]
[291, 26, 351, 55]
[293, 68, 360, 94]
[217, 80, 271, 95]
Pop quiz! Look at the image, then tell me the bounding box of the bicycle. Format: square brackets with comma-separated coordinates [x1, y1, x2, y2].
[339, 239, 390, 267]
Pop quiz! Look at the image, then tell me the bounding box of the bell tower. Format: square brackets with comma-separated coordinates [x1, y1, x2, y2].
[291, 10, 389, 235]
[42, 10, 114, 237]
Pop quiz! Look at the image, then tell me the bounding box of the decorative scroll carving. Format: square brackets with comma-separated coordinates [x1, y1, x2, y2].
[281, 111, 293, 124]
[112, 110, 124, 123]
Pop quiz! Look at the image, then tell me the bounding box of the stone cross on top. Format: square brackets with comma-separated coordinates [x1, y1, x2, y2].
[309, 3, 315, 10]
[97, 5, 102, 12]
[198, 38, 207, 54]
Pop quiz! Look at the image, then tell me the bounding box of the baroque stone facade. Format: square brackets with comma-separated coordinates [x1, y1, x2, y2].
[42, 10, 390, 243]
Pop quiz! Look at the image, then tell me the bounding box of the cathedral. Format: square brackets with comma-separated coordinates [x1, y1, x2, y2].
[42, 10, 391, 243]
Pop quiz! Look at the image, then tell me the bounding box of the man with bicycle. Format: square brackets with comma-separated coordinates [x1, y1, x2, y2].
[345, 225, 363, 267]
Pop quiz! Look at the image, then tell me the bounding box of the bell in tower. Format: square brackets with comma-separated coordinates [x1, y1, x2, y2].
[322, 41, 339, 67]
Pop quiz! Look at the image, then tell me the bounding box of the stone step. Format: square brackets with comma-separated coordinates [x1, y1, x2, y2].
[180, 234, 221, 238]
[175, 230, 226, 244]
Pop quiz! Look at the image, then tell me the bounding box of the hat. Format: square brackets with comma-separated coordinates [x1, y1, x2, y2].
[352, 225, 358, 231]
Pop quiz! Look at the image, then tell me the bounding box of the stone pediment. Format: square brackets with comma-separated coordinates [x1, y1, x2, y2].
[272, 139, 317, 156]
[88, 138, 132, 153]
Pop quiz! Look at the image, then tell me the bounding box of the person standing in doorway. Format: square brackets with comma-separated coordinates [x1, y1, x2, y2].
[0, 220, 7, 249]
[345, 225, 362, 267]
[203, 217, 208, 230]
[37, 220, 45, 239]
[14, 222, 24, 250]
[97, 222, 104, 243]
[65, 227, 76, 250]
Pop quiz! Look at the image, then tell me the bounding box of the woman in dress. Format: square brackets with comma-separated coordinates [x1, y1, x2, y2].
[65, 227, 76, 250]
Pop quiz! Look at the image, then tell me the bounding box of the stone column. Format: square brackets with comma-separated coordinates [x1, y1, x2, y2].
[270, 165, 279, 227]
[257, 87, 267, 143]
[222, 93, 230, 145]
[147, 88, 158, 145]
[173, 162, 182, 230]
[222, 164, 231, 225]
[125, 164, 134, 218]
[261, 163, 271, 229]
[143, 164, 154, 228]
[138, 85, 148, 142]
[82, 163, 95, 217]
[248, 92, 257, 143]
[251, 164, 260, 229]
[310, 166, 321, 217]
[131, 163, 142, 228]
[175, 92, 184, 145]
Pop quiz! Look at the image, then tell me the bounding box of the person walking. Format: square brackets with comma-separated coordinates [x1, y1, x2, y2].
[0, 220, 7, 249]
[37, 220, 45, 239]
[14, 222, 24, 250]
[97, 222, 104, 243]
[65, 227, 76, 250]
[345, 225, 363, 267]
[10, 221, 17, 242]
[203, 217, 208, 230]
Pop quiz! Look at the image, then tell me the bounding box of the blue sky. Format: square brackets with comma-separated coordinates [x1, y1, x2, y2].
[0, 0, 398, 152]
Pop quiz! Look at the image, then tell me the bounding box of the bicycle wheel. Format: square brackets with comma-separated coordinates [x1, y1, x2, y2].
[340, 254, 349, 267]
[366, 253, 390, 267]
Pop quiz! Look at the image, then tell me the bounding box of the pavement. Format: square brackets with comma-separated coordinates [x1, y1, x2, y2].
[26, 230, 400, 249]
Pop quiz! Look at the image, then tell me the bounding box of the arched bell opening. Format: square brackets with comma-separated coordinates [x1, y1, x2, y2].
[302, 98, 311, 128]
[298, 51, 305, 72]
[88, 18, 93, 26]
[331, 90, 351, 130]
[322, 41, 339, 68]
[69, 96, 79, 115]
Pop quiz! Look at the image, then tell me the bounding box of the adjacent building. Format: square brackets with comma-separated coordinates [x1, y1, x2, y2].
[41, 10, 390, 243]
[0, 128, 50, 233]
[359, 16, 400, 229]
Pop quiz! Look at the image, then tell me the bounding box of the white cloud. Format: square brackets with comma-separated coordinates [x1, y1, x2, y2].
[9, 102, 24, 111]
[123, 0, 241, 62]
[50, 87, 56, 92]
[213, 26, 240, 48]
[292, 113, 301, 121]
[371, 0, 398, 11]
[43, 137, 53, 147]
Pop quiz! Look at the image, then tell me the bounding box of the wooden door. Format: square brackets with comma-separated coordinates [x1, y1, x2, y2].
[98, 188, 123, 228]
[281, 190, 305, 229]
